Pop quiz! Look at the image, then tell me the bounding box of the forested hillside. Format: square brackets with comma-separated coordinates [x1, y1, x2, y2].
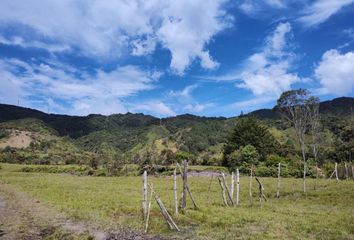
[0, 97, 353, 174]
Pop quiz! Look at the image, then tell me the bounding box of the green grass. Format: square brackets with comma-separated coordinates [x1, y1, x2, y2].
[0, 163, 353, 239]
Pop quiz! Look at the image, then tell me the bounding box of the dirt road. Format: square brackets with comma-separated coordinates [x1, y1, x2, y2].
[0, 184, 166, 240]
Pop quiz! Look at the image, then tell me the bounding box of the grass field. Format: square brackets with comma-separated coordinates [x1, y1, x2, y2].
[0, 163, 354, 239]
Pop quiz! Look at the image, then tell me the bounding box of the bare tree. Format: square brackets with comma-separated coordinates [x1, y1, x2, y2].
[277, 89, 312, 193]
[308, 96, 320, 186]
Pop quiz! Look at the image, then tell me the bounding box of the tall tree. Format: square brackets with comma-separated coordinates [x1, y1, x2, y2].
[308, 96, 320, 171]
[276, 89, 312, 193]
[223, 117, 278, 168]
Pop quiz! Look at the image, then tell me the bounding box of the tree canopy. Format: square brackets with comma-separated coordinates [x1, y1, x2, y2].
[223, 117, 278, 167]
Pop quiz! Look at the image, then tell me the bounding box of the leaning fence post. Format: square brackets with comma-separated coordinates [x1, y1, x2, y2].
[142, 170, 147, 220]
[236, 168, 240, 206]
[255, 177, 267, 203]
[173, 168, 178, 215]
[218, 176, 228, 206]
[276, 163, 281, 198]
[221, 172, 234, 206]
[152, 187, 180, 231]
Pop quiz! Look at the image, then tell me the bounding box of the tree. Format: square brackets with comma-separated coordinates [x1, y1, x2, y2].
[276, 89, 312, 193]
[223, 117, 278, 162]
[308, 96, 320, 173]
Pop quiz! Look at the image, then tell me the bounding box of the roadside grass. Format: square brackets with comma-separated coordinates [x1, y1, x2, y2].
[0, 163, 353, 239]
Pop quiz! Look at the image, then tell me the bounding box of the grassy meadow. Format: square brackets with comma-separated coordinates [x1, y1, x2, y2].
[0, 163, 354, 239]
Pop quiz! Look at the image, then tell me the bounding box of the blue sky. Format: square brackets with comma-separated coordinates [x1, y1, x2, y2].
[0, 0, 353, 117]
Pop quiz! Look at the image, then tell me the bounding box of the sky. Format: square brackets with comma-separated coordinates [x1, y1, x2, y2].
[0, 0, 353, 117]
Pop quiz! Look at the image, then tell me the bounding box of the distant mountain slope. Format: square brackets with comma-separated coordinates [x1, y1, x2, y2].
[0, 97, 352, 165]
[248, 97, 354, 120]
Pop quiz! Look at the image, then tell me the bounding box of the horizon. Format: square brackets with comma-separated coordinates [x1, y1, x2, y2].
[1, 95, 352, 119]
[0, 1, 354, 117]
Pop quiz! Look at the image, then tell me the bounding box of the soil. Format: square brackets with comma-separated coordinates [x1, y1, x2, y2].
[0, 183, 167, 240]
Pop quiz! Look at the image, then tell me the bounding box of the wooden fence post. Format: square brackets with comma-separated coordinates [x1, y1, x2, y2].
[207, 174, 214, 206]
[276, 163, 281, 198]
[335, 162, 339, 181]
[221, 172, 234, 206]
[153, 189, 180, 231]
[173, 168, 178, 215]
[181, 160, 187, 210]
[249, 167, 253, 205]
[231, 172, 234, 200]
[218, 176, 228, 206]
[142, 170, 147, 219]
[176, 161, 198, 210]
[255, 177, 267, 203]
[236, 168, 240, 206]
[145, 183, 154, 233]
[345, 162, 349, 179]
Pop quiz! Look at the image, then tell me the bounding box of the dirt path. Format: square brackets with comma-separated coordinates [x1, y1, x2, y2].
[0, 183, 167, 240]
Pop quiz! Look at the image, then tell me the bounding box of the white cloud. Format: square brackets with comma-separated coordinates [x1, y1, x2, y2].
[168, 84, 199, 99]
[132, 101, 176, 117]
[0, 58, 160, 115]
[0, 0, 230, 74]
[238, 0, 286, 15]
[184, 103, 214, 113]
[0, 35, 70, 53]
[228, 95, 275, 113]
[207, 22, 299, 98]
[298, 0, 354, 27]
[315, 49, 354, 95]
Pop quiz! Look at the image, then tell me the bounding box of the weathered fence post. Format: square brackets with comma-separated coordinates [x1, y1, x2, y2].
[181, 160, 187, 210]
[221, 172, 234, 206]
[145, 183, 154, 233]
[218, 176, 228, 206]
[207, 174, 214, 206]
[276, 162, 281, 198]
[173, 168, 178, 215]
[345, 162, 349, 179]
[236, 168, 240, 206]
[231, 172, 235, 200]
[335, 162, 339, 181]
[249, 167, 253, 205]
[255, 177, 267, 203]
[154, 189, 180, 231]
[142, 170, 147, 219]
[176, 161, 198, 210]
[352, 165, 354, 179]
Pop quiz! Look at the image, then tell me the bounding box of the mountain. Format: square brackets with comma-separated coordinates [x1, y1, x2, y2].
[248, 97, 354, 120]
[0, 97, 353, 166]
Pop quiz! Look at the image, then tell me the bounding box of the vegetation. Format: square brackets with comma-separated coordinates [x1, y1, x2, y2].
[0, 96, 353, 177]
[0, 164, 353, 239]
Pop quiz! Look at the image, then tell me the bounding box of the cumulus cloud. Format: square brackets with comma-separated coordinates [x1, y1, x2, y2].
[0, 0, 230, 74]
[238, 22, 300, 97]
[208, 22, 299, 97]
[0, 58, 160, 115]
[184, 103, 214, 113]
[315, 49, 354, 95]
[298, 0, 354, 27]
[168, 84, 199, 99]
[238, 0, 286, 16]
[132, 101, 176, 117]
[201, 22, 300, 112]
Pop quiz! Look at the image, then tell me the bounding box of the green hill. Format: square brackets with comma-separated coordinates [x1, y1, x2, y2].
[0, 97, 353, 168]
